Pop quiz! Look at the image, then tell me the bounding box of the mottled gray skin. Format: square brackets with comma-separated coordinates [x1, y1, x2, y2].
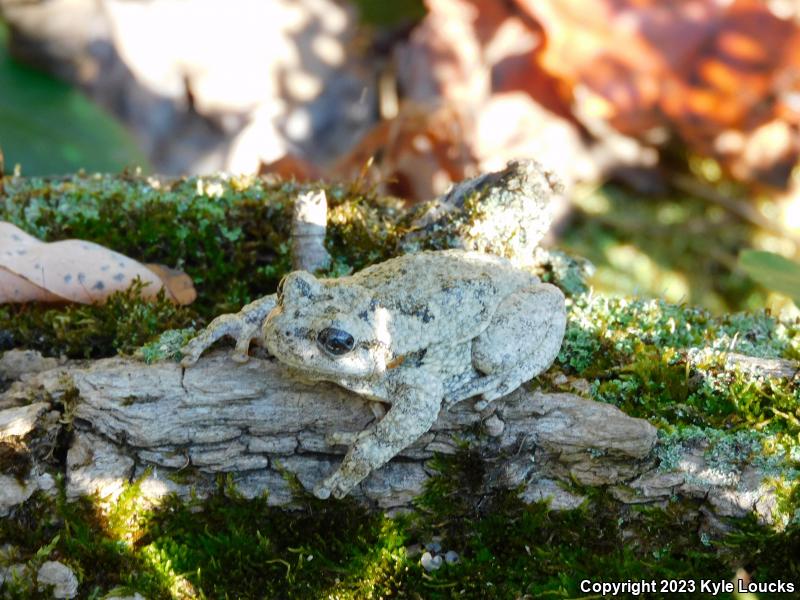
[181, 250, 566, 499]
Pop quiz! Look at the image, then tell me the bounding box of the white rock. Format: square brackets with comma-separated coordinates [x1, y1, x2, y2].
[66, 432, 134, 502]
[520, 478, 586, 511]
[0, 350, 59, 380]
[37, 561, 79, 599]
[484, 415, 505, 437]
[0, 402, 49, 438]
[445, 550, 460, 564]
[420, 551, 443, 571]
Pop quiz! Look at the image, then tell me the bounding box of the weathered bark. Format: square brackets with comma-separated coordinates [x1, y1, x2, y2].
[0, 349, 792, 529]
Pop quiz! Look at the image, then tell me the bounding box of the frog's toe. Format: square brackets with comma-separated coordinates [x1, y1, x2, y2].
[231, 333, 255, 362]
[315, 474, 345, 499]
[230, 350, 251, 363]
[179, 341, 204, 367]
[332, 482, 351, 499]
[315, 469, 355, 500]
[312, 481, 331, 499]
[473, 398, 490, 411]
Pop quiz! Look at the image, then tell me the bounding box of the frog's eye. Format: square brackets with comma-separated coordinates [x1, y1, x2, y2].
[317, 327, 355, 356]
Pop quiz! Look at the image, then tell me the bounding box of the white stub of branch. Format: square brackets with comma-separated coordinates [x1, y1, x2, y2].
[291, 189, 331, 272]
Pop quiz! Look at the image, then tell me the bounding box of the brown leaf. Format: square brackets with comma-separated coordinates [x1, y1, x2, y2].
[0, 222, 195, 305]
[0, 266, 64, 303]
[334, 102, 477, 200]
[145, 263, 197, 306]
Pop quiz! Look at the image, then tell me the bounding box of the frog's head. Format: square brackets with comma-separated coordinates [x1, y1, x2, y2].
[263, 271, 392, 378]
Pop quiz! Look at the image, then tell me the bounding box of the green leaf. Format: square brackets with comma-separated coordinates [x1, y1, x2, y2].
[739, 249, 800, 306]
[0, 21, 148, 175]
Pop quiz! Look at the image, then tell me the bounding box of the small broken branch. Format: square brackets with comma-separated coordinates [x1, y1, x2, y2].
[291, 189, 331, 272]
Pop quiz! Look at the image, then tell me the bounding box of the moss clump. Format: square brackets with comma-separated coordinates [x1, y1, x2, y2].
[655, 427, 800, 492]
[559, 295, 798, 375]
[0, 282, 196, 359]
[557, 294, 799, 432]
[0, 489, 175, 599]
[135, 328, 197, 364]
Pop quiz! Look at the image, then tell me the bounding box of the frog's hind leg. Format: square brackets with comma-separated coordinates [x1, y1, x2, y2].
[470, 283, 565, 409]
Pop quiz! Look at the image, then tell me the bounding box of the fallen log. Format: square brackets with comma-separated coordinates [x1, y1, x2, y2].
[0, 349, 791, 531]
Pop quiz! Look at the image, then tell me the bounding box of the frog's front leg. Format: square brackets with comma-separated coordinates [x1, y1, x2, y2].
[180, 295, 277, 366]
[314, 376, 444, 499]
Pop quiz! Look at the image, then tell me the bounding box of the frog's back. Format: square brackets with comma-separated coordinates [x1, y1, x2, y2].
[348, 250, 535, 352]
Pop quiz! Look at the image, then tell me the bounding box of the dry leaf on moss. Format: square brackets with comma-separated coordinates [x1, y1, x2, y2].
[0, 222, 195, 305]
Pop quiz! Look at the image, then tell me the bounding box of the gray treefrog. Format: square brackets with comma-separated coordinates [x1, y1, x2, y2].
[181, 250, 566, 499]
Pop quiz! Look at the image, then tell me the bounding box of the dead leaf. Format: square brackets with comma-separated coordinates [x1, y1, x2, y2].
[0, 222, 195, 305]
[145, 263, 198, 305]
[0, 266, 63, 303]
[258, 153, 323, 182]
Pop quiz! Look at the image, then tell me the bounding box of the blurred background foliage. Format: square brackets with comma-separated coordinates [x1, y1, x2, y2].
[0, 20, 147, 175]
[351, 0, 426, 26]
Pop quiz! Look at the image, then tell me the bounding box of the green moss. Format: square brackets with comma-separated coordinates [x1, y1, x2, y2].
[0, 281, 196, 359]
[0, 489, 175, 599]
[557, 294, 799, 449]
[560, 295, 797, 371]
[136, 328, 196, 364]
[2, 453, 800, 599]
[657, 428, 800, 477]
